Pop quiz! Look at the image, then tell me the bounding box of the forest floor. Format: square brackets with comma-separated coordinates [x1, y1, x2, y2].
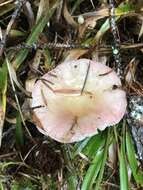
[0, 0, 143, 189]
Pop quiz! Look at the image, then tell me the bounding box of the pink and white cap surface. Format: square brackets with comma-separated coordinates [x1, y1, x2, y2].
[32, 59, 127, 143]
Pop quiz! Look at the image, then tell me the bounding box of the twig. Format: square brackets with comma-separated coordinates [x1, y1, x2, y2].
[5, 42, 143, 52]
[80, 61, 90, 95]
[7, 42, 90, 51]
[109, 0, 122, 77]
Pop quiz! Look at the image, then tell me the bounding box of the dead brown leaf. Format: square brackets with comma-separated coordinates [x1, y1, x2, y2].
[63, 1, 78, 28]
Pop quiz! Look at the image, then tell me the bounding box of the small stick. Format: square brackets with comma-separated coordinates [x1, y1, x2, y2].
[40, 78, 54, 92]
[81, 61, 90, 95]
[6, 42, 143, 52]
[6, 42, 90, 51]
[109, 0, 122, 77]
[31, 105, 45, 110]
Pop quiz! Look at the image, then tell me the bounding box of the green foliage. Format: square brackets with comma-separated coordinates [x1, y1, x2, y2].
[0, 63, 7, 93]
[93, 129, 111, 190]
[81, 149, 103, 190]
[0, 62, 7, 121]
[93, 2, 135, 44]
[13, 1, 60, 70]
[126, 128, 143, 186]
[67, 175, 78, 190]
[11, 179, 38, 190]
[119, 124, 129, 190]
[81, 129, 111, 190]
[82, 132, 106, 159]
[15, 112, 24, 146]
[116, 2, 135, 15]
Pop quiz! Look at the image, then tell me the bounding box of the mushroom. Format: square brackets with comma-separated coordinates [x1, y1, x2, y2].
[32, 59, 127, 143]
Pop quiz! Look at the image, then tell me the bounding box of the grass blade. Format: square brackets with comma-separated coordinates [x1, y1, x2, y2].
[67, 175, 78, 190]
[82, 132, 106, 159]
[5, 55, 26, 126]
[81, 149, 103, 190]
[94, 128, 111, 190]
[13, 1, 59, 70]
[119, 140, 129, 190]
[126, 128, 143, 186]
[0, 62, 7, 146]
[119, 122, 129, 190]
[80, 132, 107, 190]
[15, 112, 24, 146]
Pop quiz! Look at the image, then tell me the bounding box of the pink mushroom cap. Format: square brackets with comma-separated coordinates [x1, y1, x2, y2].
[32, 59, 127, 143]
